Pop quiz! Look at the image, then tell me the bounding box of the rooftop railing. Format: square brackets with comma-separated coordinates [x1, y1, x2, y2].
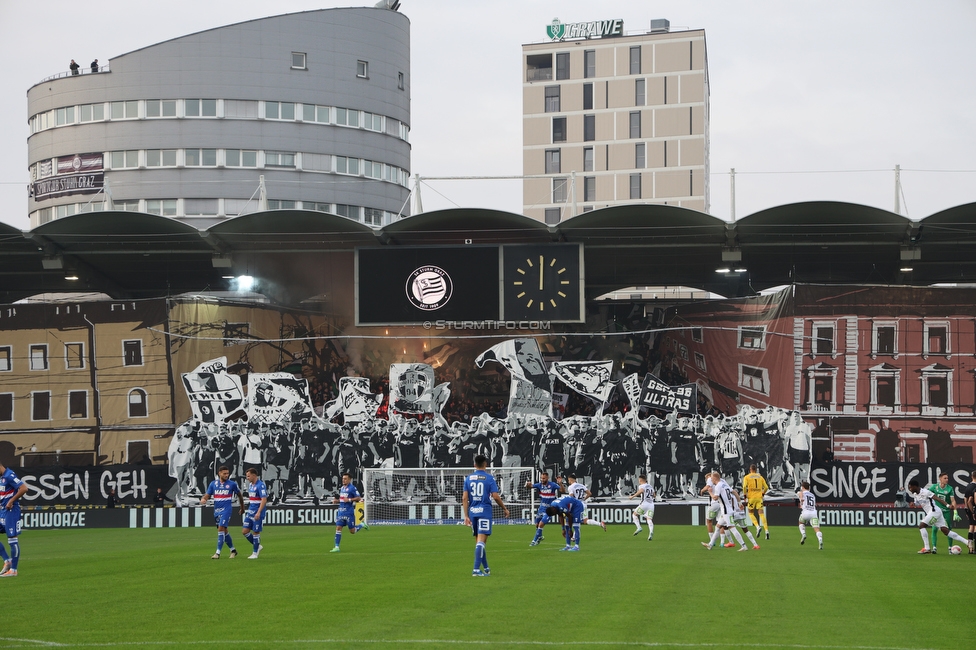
[38, 64, 109, 84]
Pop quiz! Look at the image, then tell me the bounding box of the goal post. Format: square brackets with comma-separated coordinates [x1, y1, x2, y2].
[363, 467, 537, 525]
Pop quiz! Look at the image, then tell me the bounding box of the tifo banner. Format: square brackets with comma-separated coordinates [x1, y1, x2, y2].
[181, 357, 245, 423]
[18, 465, 176, 506]
[809, 461, 975, 503]
[620, 373, 642, 410]
[389, 363, 436, 414]
[550, 361, 615, 403]
[476, 338, 552, 393]
[639, 373, 697, 414]
[338, 377, 381, 422]
[247, 373, 313, 422]
[509, 375, 552, 417]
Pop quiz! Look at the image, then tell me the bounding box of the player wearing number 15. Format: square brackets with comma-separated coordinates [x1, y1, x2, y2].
[331, 472, 369, 553]
[463, 455, 509, 577]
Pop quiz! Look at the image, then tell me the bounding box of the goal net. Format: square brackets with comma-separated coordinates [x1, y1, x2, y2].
[363, 467, 536, 525]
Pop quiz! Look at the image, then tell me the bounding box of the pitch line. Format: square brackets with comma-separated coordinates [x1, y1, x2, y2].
[0, 640, 940, 650]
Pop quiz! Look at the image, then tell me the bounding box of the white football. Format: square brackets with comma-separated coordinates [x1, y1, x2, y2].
[949, 545, 962, 555]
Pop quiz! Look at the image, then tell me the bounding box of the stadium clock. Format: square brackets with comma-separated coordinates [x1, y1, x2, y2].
[502, 244, 583, 322]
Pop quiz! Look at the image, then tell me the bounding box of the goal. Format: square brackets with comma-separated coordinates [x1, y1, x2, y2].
[363, 467, 536, 525]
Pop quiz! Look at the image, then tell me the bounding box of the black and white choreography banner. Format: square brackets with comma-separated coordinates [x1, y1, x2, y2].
[181, 357, 245, 423]
[476, 338, 553, 416]
[550, 361, 615, 403]
[639, 373, 697, 415]
[810, 461, 975, 503]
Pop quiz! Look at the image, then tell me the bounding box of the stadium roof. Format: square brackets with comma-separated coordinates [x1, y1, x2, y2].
[2, 201, 975, 305]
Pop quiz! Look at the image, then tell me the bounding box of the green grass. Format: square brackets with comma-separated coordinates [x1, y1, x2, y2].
[0, 523, 967, 649]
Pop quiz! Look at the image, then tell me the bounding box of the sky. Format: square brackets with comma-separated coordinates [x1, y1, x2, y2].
[1, 0, 974, 230]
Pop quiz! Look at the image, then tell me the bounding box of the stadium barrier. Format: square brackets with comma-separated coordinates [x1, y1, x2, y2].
[21, 502, 945, 529]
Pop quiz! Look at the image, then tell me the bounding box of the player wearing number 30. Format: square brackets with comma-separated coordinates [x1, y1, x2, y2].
[463, 455, 509, 577]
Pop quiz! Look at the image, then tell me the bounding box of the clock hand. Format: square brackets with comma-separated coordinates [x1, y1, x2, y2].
[539, 255, 544, 291]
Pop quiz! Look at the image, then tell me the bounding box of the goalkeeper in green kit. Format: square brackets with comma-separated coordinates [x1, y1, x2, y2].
[927, 472, 960, 553]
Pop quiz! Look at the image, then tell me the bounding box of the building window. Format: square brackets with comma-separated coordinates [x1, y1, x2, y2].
[738, 326, 766, 350]
[110, 150, 139, 169]
[65, 342, 85, 369]
[69, 391, 88, 419]
[334, 204, 361, 220]
[583, 83, 593, 111]
[266, 200, 297, 210]
[526, 54, 553, 82]
[812, 322, 835, 356]
[0, 394, 11, 422]
[583, 50, 595, 78]
[738, 364, 769, 395]
[583, 147, 594, 172]
[867, 362, 901, 414]
[265, 101, 296, 120]
[79, 103, 105, 122]
[224, 99, 259, 119]
[629, 174, 641, 200]
[185, 149, 217, 167]
[32, 391, 51, 421]
[398, 72, 405, 90]
[128, 389, 148, 418]
[185, 99, 217, 117]
[919, 363, 953, 414]
[145, 100, 176, 118]
[544, 208, 561, 225]
[545, 149, 561, 174]
[0, 346, 10, 372]
[146, 149, 177, 167]
[544, 86, 560, 113]
[552, 177, 568, 204]
[364, 208, 385, 227]
[291, 52, 307, 70]
[265, 152, 296, 168]
[362, 112, 383, 132]
[635, 78, 645, 106]
[630, 46, 641, 74]
[30, 344, 48, 371]
[694, 352, 707, 371]
[115, 200, 141, 212]
[335, 108, 360, 127]
[629, 111, 641, 138]
[871, 321, 897, 358]
[110, 100, 138, 119]
[552, 117, 566, 143]
[335, 156, 360, 175]
[184, 199, 218, 215]
[146, 200, 177, 216]
[357, 60, 369, 78]
[225, 149, 258, 168]
[583, 176, 596, 202]
[583, 114, 595, 142]
[123, 340, 144, 367]
[635, 143, 646, 169]
[55, 106, 76, 125]
[923, 321, 949, 357]
[555, 52, 570, 80]
[692, 327, 703, 343]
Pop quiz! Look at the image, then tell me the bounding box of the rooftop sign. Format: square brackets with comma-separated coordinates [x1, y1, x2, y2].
[547, 18, 624, 41]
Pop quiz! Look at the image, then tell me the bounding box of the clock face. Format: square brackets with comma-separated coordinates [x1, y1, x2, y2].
[503, 244, 582, 322]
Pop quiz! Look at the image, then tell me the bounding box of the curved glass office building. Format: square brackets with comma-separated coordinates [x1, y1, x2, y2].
[27, 7, 410, 229]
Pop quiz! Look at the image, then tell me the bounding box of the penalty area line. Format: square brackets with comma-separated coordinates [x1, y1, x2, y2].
[0, 640, 939, 650]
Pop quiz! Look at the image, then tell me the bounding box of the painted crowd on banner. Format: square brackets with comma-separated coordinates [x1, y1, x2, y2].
[169, 337, 815, 505]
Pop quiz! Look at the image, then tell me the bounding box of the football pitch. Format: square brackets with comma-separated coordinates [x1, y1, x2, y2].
[1, 523, 967, 650]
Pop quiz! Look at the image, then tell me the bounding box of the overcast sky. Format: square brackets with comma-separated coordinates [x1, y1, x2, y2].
[1, 0, 974, 230]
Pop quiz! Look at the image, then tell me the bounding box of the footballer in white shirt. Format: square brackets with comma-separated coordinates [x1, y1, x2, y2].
[907, 479, 968, 554]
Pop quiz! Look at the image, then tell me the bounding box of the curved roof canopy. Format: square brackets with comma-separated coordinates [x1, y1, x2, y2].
[1, 201, 973, 304]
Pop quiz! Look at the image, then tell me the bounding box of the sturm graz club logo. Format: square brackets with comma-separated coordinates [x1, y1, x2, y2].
[405, 266, 453, 311]
[547, 18, 565, 41]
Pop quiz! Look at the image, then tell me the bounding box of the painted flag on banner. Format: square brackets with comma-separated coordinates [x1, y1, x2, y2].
[339, 377, 382, 422]
[509, 375, 553, 417]
[638, 373, 697, 414]
[180, 357, 245, 423]
[389, 363, 435, 413]
[475, 338, 551, 393]
[247, 373, 314, 422]
[552, 392, 569, 420]
[431, 382, 451, 428]
[620, 373, 642, 410]
[549, 360, 615, 402]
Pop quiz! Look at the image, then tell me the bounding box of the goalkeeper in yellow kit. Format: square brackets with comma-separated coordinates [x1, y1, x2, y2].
[742, 464, 769, 539]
